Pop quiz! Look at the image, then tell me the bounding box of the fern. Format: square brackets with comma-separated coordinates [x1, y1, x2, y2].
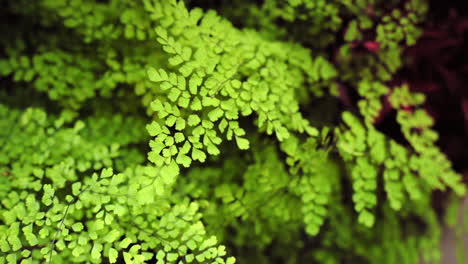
[0, 0, 466, 263]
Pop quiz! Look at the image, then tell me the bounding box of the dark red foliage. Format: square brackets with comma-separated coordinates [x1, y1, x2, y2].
[363, 41, 380, 53]
[340, 2, 468, 179]
[399, 8, 468, 176]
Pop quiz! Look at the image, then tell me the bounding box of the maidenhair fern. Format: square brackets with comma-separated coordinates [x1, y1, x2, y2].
[144, 0, 335, 177]
[0, 0, 466, 264]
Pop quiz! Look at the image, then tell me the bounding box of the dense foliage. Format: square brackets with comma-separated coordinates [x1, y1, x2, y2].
[0, 0, 466, 263]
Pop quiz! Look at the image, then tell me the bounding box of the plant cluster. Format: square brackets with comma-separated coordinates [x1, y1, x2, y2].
[0, 0, 466, 264]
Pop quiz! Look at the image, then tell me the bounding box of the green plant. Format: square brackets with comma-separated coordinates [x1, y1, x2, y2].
[0, 0, 466, 263]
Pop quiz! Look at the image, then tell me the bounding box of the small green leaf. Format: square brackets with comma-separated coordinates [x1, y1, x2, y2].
[208, 108, 223, 122]
[147, 122, 162, 136]
[169, 55, 184, 66]
[235, 136, 249, 150]
[21, 249, 31, 258]
[179, 63, 193, 77]
[181, 47, 192, 61]
[148, 67, 162, 82]
[156, 250, 165, 260]
[167, 253, 178, 261]
[190, 97, 202, 110]
[6, 254, 16, 264]
[207, 143, 220, 155]
[166, 115, 177, 127]
[187, 240, 197, 250]
[151, 100, 164, 112]
[168, 88, 181, 102]
[72, 182, 82, 196]
[104, 230, 121, 243]
[174, 132, 185, 143]
[188, 115, 201, 126]
[186, 254, 195, 263]
[358, 210, 375, 227]
[189, 75, 202, 94]
[175, 118, 186, 131]
[109, 248, 118, 263]
[178, 97, 190, 108]
[148, 151, 165, 166]
[176, 153, 192, 167]
[155, 27, 168, 40]
[192, 148, 206, 162]
[72, 223, 84, 232]
[119, 238, 132, 249]
[101, 168, 113, 178]
[91, 243, 103, 260]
